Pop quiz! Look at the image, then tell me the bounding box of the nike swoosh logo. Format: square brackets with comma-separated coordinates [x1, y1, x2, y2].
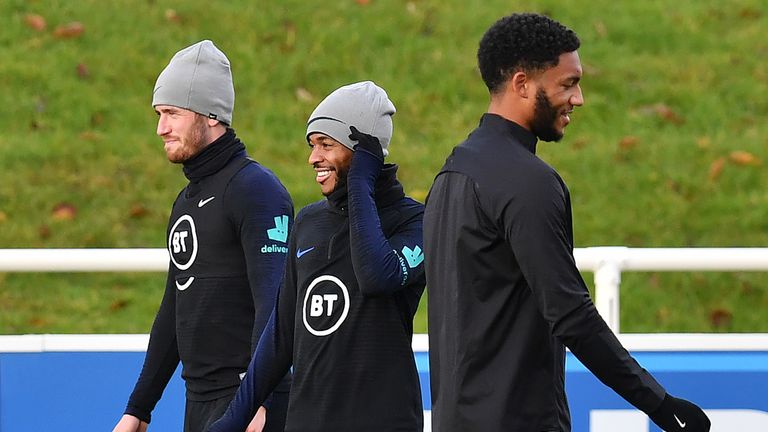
[296, 247, 315, 258]
[175, 277, 195, 291]
[198, 196, 215, 207]
[674, 414, 686, 428]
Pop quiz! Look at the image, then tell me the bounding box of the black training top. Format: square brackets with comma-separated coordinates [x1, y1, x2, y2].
[210, 152, 425, 432]
[424, 114, 665, 431]
[125, 130, 293, 423]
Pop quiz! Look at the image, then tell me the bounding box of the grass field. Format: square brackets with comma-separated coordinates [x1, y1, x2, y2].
[1, 0, 767, 334]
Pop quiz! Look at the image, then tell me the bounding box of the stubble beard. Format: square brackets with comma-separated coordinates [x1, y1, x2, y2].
[323, 166, 349, 197]
[169, 115, 209, 163]
[530, 88, 564, 142]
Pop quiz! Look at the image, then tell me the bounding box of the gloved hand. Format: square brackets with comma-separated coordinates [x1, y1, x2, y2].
[349, 126, 384, 162]
[649, 394, 710, 431]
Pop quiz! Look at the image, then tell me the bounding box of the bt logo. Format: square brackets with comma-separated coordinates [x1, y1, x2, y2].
[168, 214, 198, 291]
[168, 215, 198, 271]
[309, 294, 339, 317]
[171, 231, 189, 253]
[302, 275, 350, 336]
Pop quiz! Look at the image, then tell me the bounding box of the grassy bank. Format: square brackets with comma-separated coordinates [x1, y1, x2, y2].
[1, 0, 767, 334]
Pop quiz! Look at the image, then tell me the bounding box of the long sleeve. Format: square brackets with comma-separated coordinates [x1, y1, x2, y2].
[501, 167, 665, 413]
[207, 224, 299, 432]
[224, 167, 293, 351]
[347, 151, 424, 296]
[125, 264, 181, 423]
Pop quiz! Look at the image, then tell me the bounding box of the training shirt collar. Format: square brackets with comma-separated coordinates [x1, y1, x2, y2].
[479, 113, 538, 154]
[326, 163, 404, 213]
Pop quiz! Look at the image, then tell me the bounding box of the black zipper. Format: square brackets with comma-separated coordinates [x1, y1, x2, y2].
[327, 218, 348, 260]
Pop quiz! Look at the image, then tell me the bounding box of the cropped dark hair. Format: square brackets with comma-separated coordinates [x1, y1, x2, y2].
[478, 13, 580, 93]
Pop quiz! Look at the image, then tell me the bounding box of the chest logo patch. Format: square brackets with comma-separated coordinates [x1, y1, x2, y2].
[198, 196, 215, 207]
[296, 246, 315, 258]
[401, 245, 424, 268]
[168, 214, 198, 271]
[267, 215, 289, 242]
[302, 275, 350, 337]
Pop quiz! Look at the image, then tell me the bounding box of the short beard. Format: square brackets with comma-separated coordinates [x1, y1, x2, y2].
[530, 88, 563, 142]
[324, 166, 349, 197]
[171, 115, 209, 163]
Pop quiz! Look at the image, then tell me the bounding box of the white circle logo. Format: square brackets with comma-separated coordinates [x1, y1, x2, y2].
[302, 275, 350, 336]
[168, 214, 198, 271]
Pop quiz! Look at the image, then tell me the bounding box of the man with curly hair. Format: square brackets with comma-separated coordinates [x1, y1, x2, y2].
[424, 13, 710, 432]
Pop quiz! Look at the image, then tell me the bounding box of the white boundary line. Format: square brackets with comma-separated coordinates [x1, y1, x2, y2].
[1, 333, 767, 353]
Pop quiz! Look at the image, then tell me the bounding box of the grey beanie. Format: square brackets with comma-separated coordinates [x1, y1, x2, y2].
[306, 81, 396, 157]
[152, 40, 234, 125]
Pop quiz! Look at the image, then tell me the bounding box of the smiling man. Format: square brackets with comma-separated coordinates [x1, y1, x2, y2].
[208, 81, 426, 432]
[112, 40, 291, 432]
[424, 13, 710, 432]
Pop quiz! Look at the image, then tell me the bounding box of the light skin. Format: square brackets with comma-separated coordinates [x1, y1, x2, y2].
[307, 133, 354, 196]
[113, 106, 268, 431]
[113, 407, 267, 432]
[112, 415, 147, 432]
[487, 50, 584, 141]
[154, 105, 227, 163]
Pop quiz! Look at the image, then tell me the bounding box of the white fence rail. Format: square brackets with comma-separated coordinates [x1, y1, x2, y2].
[2, 247, 768, 333]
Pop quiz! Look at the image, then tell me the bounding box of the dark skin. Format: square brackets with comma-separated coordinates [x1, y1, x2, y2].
[488, 51, 584, 141]
[307, 133, 353, 196]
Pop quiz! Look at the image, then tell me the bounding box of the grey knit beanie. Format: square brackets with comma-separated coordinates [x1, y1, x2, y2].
[152, 40, 235, 125]
[306, 81, 396, 157]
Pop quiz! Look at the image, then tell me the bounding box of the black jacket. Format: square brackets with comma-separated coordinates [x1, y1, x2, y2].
[210, 160, 425, 432]
[424, 114, 665, 431]
[125, 131, 293, 422]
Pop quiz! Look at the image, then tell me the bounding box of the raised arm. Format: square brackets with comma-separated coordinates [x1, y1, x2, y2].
[347, 127, 423, 296]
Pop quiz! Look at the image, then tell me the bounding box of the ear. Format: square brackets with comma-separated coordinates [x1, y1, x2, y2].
[509, 71, 530, 98]
[206, 117, 222, 128]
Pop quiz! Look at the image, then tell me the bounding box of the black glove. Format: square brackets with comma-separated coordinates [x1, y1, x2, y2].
[349, 126, 384, 162]
[649, 394, 710, 431]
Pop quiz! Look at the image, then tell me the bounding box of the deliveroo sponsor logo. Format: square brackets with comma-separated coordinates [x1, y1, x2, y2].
[267, 215, 289, 242]
[401, 245, 424, 268]
[393, 245, 424, 286]
[262, 215, 289, 254]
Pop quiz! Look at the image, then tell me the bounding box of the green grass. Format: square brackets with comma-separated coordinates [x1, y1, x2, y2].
[1, 0, 767, 334]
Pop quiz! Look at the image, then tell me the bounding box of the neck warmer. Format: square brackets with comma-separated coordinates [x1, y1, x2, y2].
[183, 128, 245, 182]
[327, 164, 404, 212]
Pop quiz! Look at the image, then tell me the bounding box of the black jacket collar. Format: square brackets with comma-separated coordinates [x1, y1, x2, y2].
[480, 113, 538, 154]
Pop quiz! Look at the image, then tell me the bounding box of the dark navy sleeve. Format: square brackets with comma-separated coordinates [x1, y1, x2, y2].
[207, 213, 300, 432]
[500, 167, 666, 414]
[125, 263, 181, 423]
[347, 151, 425, 296]
[224, 165, 293, 352]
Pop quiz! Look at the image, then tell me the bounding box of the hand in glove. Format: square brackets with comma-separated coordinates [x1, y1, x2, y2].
[349, 126, 384, 163]
[649, 394, 710, 431]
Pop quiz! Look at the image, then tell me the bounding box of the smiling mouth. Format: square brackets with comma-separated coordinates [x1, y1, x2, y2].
[315, 168, 333, 182]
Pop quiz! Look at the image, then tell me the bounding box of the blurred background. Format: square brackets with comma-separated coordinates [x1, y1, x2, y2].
[1, 0, 767, 335]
